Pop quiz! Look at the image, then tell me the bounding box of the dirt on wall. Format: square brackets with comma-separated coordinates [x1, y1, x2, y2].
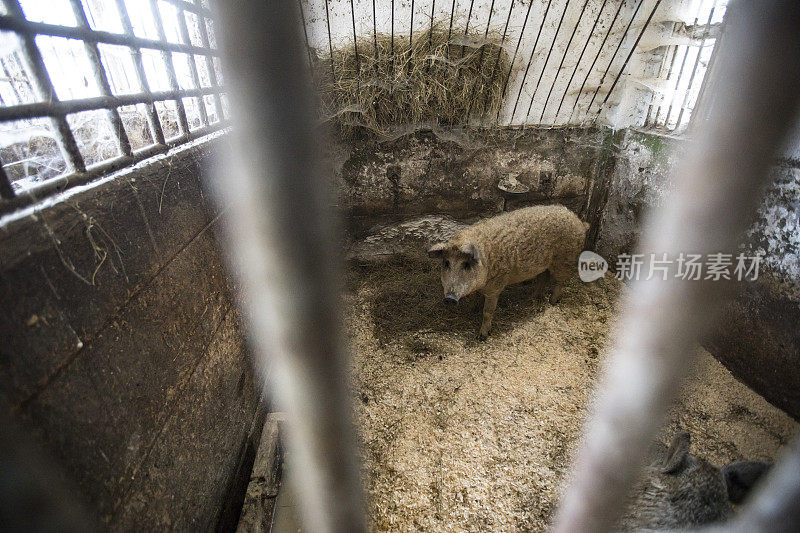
[338, 227, 797, 532]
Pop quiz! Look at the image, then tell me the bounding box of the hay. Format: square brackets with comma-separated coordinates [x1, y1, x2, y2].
[316, 23, 510, 137]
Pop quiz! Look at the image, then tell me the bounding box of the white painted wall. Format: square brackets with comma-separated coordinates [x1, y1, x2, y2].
[299, 0, 724, 129]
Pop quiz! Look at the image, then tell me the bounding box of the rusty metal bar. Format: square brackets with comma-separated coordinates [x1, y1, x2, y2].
[2, 0, 85, 174]
[584, 0, 645, 118]
[566, 0, 626, 123]
[509, 0, 554, 124]
[0, 87, 221, 122]
[68, 0, 133, 157]
[146, 0, 190, 136]
[482, 0, 514, 115]
[409, 0, 414, 49]
[675, 1, 717, 129]
[496, 0, 534, 122]
[554, 1, 800, 530]
[212, 2, 366, 532]
[538, 0, 591, 124]
[0, 158, 14, 199]
[175, 4, 209, 127]
[0, 15, 218, 57]
[465, 0, 495, 118]
[112, 0, 166, 145]
[595, 0, 662, 120]
[554, 0, 608, 122]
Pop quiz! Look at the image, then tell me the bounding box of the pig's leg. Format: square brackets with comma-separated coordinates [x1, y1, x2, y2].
[477, 290, 500, 341]
[550, 282, 562, 305]
[472, 292, 485, 313]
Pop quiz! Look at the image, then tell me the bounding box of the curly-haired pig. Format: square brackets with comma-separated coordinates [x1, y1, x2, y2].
[427, 205, 588, 340]
[617, 431, 771, 531]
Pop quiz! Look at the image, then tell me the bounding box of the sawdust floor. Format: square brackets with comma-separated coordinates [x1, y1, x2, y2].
[341, 255, 798, 532]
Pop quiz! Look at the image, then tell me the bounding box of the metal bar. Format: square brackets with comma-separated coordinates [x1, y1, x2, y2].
[2, 0, 85, 174]
[0, 16, 219, 57]
[0, 87, 221, 122]
[448, 0, 457, 42]
[373, 0, 378, 73]
[192, 5, 224, 123]
[496, 0, 534, 122]
[459, 0, 475, 59]
[297, 0, 314, 73]
[391, 0, 394, 72]
[212, 2, 367, 531]
[538, 0, 590, 124]
[349, 0, 359, 82]
[174, 4, 209, 127]
[481, 0, 514, 115]
[68, 0, 133, 157]
[595, 0, 662, 120]
[690, 3, 728, 134]
[652, 37, 679, 126]
[465, 0, 495, 118]
[113, 0, 166, 145]
[674, 1, 716, 130]
[566, 0, 625, 123]
[2, 122, 228, 214]
[584, 0, 645, 119]
[554, 0, 608, 123]
[659, 0, 705, 127]
[0, 158, 14, 199]
[523, 0, 573, 125]
[509, 0, 554, 124]
[553, 1, 800, 531]
[409, 0, 414, 49]
[324, 0, 335, 83]
[146, 0, 190, 136]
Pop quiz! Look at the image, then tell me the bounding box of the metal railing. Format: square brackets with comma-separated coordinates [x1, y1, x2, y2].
[0, 0, 227, 212]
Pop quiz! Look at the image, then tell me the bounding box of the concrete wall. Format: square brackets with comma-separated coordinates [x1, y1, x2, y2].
[0, 137, 265, 529]
[593, 128, 800, 420]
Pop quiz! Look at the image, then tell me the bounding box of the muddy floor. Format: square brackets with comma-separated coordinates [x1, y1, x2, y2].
[341, 253, 798, 532]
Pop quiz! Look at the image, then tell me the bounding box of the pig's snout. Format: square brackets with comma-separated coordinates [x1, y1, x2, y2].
[444, 293, 459, 306]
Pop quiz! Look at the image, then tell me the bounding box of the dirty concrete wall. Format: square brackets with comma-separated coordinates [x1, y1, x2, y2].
[593, 128, 800, 420]
[0, 137, 265, 529]
[330, 127, 608, 236]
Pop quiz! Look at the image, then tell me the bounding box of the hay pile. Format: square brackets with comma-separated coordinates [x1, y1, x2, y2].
[316, 23, 510, 136]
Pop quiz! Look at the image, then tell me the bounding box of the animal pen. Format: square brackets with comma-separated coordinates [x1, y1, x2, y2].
[1, 0, 799, 530]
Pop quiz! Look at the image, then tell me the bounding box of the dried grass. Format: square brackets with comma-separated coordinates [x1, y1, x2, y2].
[316, 23, 510, 137]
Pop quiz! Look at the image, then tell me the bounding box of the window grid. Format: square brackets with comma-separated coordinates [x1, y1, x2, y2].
[0, 0, 226, 209]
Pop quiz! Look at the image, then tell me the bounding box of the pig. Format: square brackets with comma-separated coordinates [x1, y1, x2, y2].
[617, 431, 772, 531]
[427, 205, 588, 340]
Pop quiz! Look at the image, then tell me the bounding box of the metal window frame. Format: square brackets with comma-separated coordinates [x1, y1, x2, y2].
[0, 0, 228, 212]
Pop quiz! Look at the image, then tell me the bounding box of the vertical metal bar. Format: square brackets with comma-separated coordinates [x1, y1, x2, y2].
[566, 0, 625, 123]
[112, 0, 166, 145]
[0, 158, 14, 199]
[481, 0, 514, 115]
[509, 0, 554, 124]
[349, 0, 360, 84]
[459, 0, 475, 59]
[409, 0, 414, 49]
[652, 23, 679, 126]
[68, 0, 133, 157]
[538, 0, 590, 124]
[212, 2, 367, 532]
[553, 1, 800, 531]
[584, 0, 645, 119]
[324, 0, 335, 83]
[659, 0, 705, 128]
[372, 0, 378, 73]
[496, 0, 534, 122]
[523, 0, 572, 125]
[174, 5, 209, 127]
[3, 0, 85, 173]
[595, 0, 662, 121]
[554, 0, 608, 123]
[429, 0, 435, 50]
[297, 0, 314, 73]
[390, 0, 395, 72]
[192, 9, 224, 124]
[146, 0, 190, 136]
[447, 0, 457, 42]
[465, 0, 495, 118]
[674, 1, 716, 130]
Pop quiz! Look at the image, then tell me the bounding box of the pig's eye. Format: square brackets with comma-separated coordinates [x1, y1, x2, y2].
[462, 261, 471, 271]
[443, 260, 450, 269]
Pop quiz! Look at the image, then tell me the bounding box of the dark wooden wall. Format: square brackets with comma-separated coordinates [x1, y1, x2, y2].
[0, 136, 265, 529]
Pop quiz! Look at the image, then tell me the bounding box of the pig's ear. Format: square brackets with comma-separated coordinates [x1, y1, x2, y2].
[428, 242, 447, 259]
[460, 243, 479, 263]
[661, 432, 691, 474]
